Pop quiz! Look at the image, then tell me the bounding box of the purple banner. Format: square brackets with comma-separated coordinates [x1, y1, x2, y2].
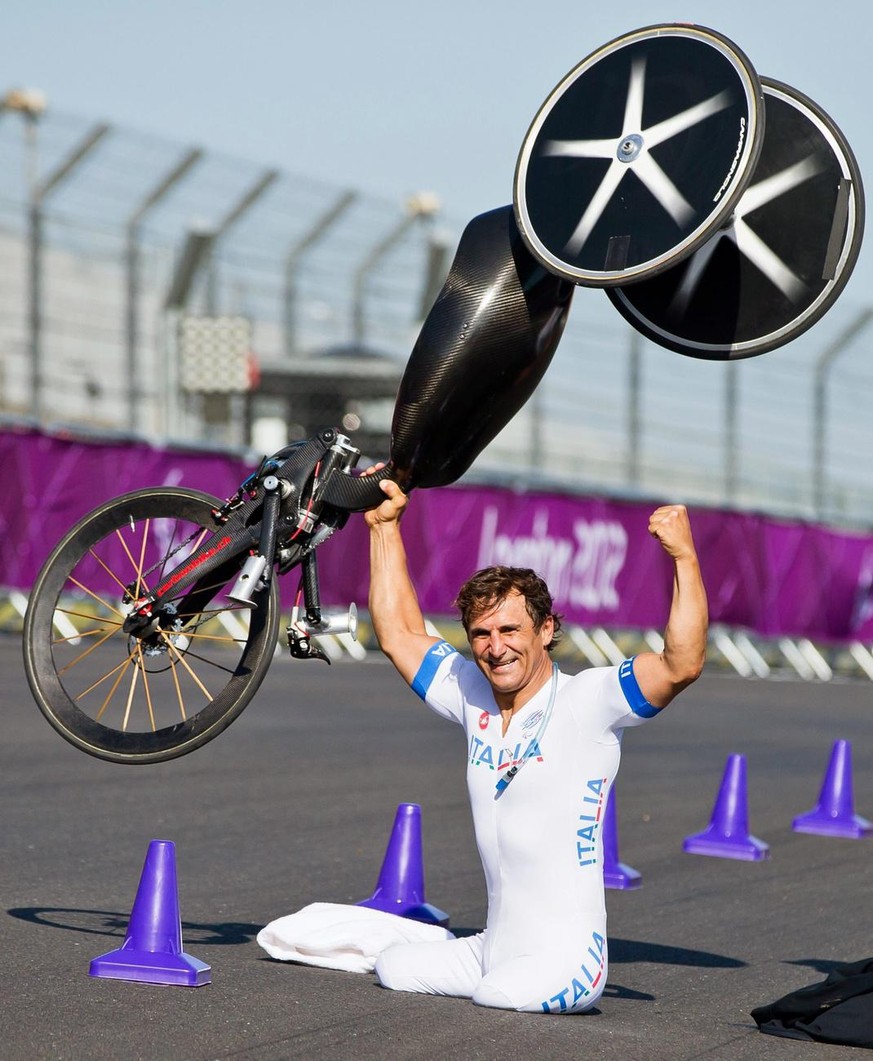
[5, 426, 873, 644]
[0, 426, 251, 585]
[318, 488, 873, 645]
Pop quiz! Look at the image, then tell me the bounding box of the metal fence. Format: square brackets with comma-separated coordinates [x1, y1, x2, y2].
[2, 106, 873, 529]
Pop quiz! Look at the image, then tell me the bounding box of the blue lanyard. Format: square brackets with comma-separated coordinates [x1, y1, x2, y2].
[494, 663, 559, 800]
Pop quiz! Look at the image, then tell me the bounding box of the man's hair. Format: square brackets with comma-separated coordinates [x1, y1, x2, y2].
[453, 566, 562, 651]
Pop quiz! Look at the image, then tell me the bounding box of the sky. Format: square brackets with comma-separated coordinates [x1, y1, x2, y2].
[2, 0, 871, 519]
[2, 0, 870, 304]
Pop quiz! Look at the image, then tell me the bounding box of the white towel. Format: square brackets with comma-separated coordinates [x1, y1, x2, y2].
[257, 902, 456, 973]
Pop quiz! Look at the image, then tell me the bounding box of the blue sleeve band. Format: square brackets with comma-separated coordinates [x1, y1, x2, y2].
[618, 656, 661, 718]
[411, 641, 457, 700]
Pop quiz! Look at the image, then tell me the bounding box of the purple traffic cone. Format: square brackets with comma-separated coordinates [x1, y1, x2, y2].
[90, 840, 211, 986]
[357, 803, 450, 926]
[793, 739, 872, 839]
[603, 788, 641, 890]
[683, 754, 769, 861]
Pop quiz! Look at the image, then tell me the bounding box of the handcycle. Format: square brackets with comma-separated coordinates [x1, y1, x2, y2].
[25, 23, 863, 765]
[22, 206, 574, 764]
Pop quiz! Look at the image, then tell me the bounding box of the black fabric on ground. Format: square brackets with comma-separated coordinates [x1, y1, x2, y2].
[751, 957, 873, 1048]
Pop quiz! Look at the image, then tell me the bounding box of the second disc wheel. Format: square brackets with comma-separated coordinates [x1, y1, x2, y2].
[607, 78, 865, 358]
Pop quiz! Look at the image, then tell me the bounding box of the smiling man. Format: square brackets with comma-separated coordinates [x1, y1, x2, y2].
[364, 479, 708, 1014]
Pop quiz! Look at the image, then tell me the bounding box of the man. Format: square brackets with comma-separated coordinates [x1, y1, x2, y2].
[365, 478, 708, 1014]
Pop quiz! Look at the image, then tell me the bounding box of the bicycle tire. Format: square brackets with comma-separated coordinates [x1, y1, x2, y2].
[23, 487, 280, 764]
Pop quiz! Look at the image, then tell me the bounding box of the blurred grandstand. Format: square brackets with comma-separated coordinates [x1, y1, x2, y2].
[1, 103, 873, 529]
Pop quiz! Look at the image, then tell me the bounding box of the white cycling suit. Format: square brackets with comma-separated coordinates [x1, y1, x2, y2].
[374, 642, 660, 1013]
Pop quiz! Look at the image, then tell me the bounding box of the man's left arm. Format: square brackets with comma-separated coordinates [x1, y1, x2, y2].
[631, 504, 708, 709]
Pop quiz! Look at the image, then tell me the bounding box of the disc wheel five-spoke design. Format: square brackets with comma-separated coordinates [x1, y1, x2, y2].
[607, 78, 866, 358]
[514, 23, 764, 285]
[23, 487, 280, 764]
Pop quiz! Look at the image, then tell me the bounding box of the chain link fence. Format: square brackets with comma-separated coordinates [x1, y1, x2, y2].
[1, 107, 873, 528]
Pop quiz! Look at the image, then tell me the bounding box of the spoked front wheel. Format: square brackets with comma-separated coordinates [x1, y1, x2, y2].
[23, 487, 280, 764]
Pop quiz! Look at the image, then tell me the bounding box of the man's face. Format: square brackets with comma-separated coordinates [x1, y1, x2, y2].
[467, 590, 554, 702]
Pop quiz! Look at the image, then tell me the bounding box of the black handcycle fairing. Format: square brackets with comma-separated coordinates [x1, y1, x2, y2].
[322, 205, 574, 510]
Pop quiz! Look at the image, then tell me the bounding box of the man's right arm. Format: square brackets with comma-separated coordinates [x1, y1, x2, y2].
[365, 479, 440, 685]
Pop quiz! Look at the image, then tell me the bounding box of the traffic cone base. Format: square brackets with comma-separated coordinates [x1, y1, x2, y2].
[792, 739, 872, 840]
[357, 803, 450, 927]
[792, 813, 872, 839]
[90, 839, 211, 987]
[359, 899, 451, 925]
[683, 754, 770, 862]
[604, 861, 643, 889]
[682, 828, 770, 861]
[89, 948, 211, 987]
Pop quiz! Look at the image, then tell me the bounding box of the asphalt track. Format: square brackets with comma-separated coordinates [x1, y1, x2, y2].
[4, 633, 873, 1060]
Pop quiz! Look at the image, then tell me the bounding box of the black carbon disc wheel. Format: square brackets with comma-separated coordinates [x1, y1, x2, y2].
[606, 78, 865, 358]
[23, 487, 280, 764]
[514, 23, 765, 286]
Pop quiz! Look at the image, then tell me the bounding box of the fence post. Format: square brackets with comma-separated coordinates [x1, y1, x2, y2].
[724, 362, 738, 505]
[125, 148, 202, 434]
[28, 123, 110, 423]
[626, 326, 642, 490]
[812, 308, 873, 520]
[283, 190, 357, 359]
[351, 193, 439, 348]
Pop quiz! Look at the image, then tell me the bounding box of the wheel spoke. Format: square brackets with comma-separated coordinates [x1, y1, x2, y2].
[57, 622, 124, 676]
[67, 576, 125, 619]
[176, 629, 248, 645]
[55, 607, 123, 627]
[94, 656, 135, 721]
[113, 521, 152, 596]
[631, 153, 694, 227]
[88, 544, 140, 597]
[644, 90, 732, 148]
[168, 642, 187, 723]
[161, 635, 214, 701]
[52, 625, 120, 647]
[162, 641, 242, 676]
[733, 217, 806, 300]
[138, 645, 158, 732]
[134, 518, 151, 598]
[122, 656, 141, 731]
[565, 162, 626, 255]
[622, 57, 646, 133]
[78, 653, 136, 705]
[739, 155, 825, 216]
[544, 136, 615, 159]
[668, 233, 727, 316]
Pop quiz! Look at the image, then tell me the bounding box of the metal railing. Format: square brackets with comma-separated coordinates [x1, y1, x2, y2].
[1, 106, 873, 529]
